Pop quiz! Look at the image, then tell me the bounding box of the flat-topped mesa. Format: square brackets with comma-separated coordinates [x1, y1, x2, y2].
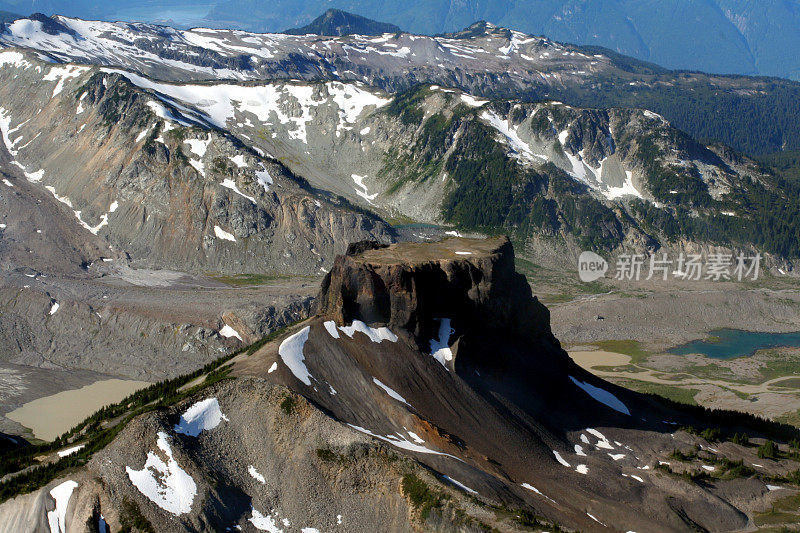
[316, 236, 561, 361]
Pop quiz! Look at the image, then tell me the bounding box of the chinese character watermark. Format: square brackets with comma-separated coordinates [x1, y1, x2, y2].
[578, 251, 761, 282]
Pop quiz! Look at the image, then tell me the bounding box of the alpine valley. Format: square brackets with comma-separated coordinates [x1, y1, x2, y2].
[1, 10, 800, 533]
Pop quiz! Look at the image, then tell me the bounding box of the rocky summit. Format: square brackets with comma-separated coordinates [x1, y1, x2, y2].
[2, 237, 795, 532]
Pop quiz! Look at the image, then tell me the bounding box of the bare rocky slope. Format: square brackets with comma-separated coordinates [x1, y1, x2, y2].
[0, 48, 394, 435]
[39, 61, 794, 269]
[2, 237, 799, 532]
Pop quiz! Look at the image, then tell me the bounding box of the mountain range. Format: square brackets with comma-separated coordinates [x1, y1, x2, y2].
[2, 1, 800, 80]
[2, 8, 800, 532]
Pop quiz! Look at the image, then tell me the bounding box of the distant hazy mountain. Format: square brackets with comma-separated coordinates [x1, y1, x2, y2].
[204, 0, 800, 80]
[0, 11, 20, 23]
[284, 8, 401, 36]
[2, 1, 800, 79]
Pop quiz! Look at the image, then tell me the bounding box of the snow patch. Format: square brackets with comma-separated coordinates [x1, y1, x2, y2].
[338, 320, 398, 343]
[219, 324, 243, 340]
[255, 164, 274, 192]
[214, 225, 236, 241]
[249, 508, 282, 532]
[460, 94, 488, 107]
[221, 178, 257, 204]
[429, 318, 454, 367]
[57, 444, 85, 458]
[47, 480, 78, 533]
[351, 174, 377, 203]
[323, 320, 340, 339]
[585, 428, 615, 449]
[570, 376, 630, 415]
[553, 450, 570, 467]
[372, 377, 411, 406]
[174, 398, 229, 437]
[278, 326, 313, 385]
[229, 154, 248, 168]
[443, 475, 478, 494]
[521, 483, 557, 504]
[347, 424, 462, 460]
[126, 432, 197, 515]
[43, 65, 89, 97]
[481, 110, 545, 163]
[248, 465, 266, 484]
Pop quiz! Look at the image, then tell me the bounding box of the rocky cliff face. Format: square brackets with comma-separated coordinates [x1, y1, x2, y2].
[316, 237, 560, 359]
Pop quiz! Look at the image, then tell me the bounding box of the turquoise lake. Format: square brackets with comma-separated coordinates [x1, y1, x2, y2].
[669, 329, 800, 360]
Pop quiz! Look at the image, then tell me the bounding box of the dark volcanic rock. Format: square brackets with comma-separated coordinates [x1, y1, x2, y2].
[317, 236, 560, 356]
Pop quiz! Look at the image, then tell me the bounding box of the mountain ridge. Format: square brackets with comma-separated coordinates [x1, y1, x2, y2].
[3, 13, 800, 157]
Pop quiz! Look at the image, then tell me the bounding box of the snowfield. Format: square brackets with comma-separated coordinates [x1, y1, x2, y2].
[347, 424, 462, 460]
[47, 480, 78, 533]
[338, 320, 398, 343]
[569, 376, 630, 415]
[429, 318, 454, 367]
[248, 465, 266, 484]
[214, 225, 236, 241]
[278, 326, 313, 385]
[372, 377, 411, 406]
[219, 324, 243, 341]
[103, 69, 388, 145]
[126, 431, 197, 515]
[174, 397, 229, 437]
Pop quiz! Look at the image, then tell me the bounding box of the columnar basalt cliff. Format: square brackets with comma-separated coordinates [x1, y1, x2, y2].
[316, 237, 561, 358]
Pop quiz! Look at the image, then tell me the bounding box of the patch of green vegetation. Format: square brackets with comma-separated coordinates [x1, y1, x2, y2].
[210, 273, 288, 287]
[613, 379, 699, 405]
[770, 378, 800, 390]
[316, 448, 350, 464]
[486, 500, 567, 532]
[681, 468, 710, 484]
[754, 492, 800, 527]
[0, 321, 299, 503]
[594, 364, 647, 373]
[280, 396, 296, 415]
[643, 392, 800, 443]
[732, 433, 750, 446]
[538, 280, 608, 305]
[212, 156, 233, 174]
[591, 339, 651, 364]
[401, 473, 447, 520]
[754, 357, 800, 384]
[166, 127, 188, 143]
[777, 410, 800, 429]
[759, 440, 779, 459]
[119, 498, 156, 533]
